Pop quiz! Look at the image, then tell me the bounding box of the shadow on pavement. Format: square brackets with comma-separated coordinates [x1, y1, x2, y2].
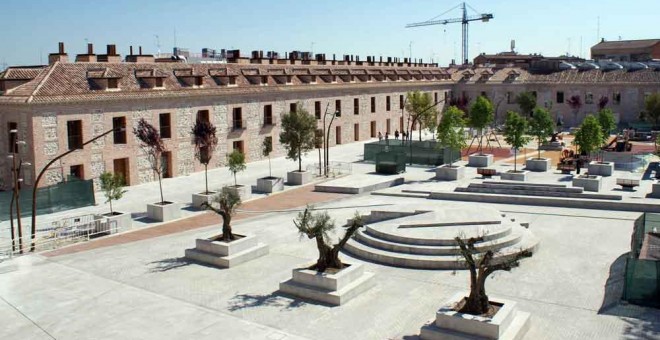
[148, 256, 194, 272]
[227, 291, 307, 312]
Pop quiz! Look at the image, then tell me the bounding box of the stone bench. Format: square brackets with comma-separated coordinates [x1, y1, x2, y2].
[477, 168, 497, 179]
[616, 178, 640, 191]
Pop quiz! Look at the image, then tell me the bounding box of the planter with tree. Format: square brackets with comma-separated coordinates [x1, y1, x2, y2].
[96, 171, 131, 231]
[467, 96, 495, 167]
[256, 136, 284, 193]
[191, 117, 219, 208]
[185, 187, 268, 268]
[526, 107, 554, 172]
[573, 115, 604, 190]
[279, 104, 317, 185]
[279, 206, 375, 305]
[227, 149, 250, 200]
[590, 108, 617, 175]
[501, 111, 531, 181]
[133, 118, 180, 222]
[420, 236, 532, 339]
[435, 106, 467, 180]
[406, 90, 440, 141]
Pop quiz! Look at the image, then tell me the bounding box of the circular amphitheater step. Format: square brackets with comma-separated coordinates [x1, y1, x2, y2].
[344, 206, 539, 270]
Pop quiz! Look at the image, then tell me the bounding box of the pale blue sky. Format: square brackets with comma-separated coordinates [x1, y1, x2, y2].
[0, 0, 658, 68]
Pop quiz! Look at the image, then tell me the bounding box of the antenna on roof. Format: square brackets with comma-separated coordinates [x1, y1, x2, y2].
[154, 34, 161, 57]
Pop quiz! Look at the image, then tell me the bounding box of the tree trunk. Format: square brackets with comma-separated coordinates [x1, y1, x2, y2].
[157, 172, 164, 204]
[204, 163, 209, 194]
[268, 155, 272, 178]
[514, 148, 518, 172]
[109, 199, 113, 214]
[220, 210, 233, 242]
[538, 140, 542, 159]
[464, 270, 489, 315]
[9, 190, 15, 252]
[234, 172, 237, 187]
[312, 236, 343, 272]
[298, 151, 302, 172]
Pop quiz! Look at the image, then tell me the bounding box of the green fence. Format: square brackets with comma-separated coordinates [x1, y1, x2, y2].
[375, 150, 406, 174]
[0, 179, 96, 221]
[364, 140, 460, 166]
[623, 213, 660, 307]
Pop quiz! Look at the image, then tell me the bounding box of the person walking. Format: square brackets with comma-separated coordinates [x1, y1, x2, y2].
[576, 157, 581, 175]
[378, 131, 383, 141]
[394, 130, 399, 140]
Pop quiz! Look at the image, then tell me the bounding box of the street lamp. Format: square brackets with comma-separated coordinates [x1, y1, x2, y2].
[29, 126, 125, 252]
[323, 108, 340, 177]
[8, 129, 30, 254]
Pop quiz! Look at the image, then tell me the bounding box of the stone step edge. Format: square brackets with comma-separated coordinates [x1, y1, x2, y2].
[279, 272, 375, 306]
[184, 243, 269, 267]
[419, 311, 530, 340]
[364, 224, 513, 246]
[469, 183, 584, 193]
[455, 187, 622, 201]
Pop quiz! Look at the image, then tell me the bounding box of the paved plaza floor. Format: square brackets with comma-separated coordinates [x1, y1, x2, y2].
[2, 133, 660, 339]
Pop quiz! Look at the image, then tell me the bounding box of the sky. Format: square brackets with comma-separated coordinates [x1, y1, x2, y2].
[0, 0, 658, 68]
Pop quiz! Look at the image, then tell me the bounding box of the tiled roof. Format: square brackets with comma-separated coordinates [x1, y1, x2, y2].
[0, 66, 46, 80]
[592, 39, 660, 52]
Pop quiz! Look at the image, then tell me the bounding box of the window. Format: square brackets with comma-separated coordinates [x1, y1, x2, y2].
[434, 92, 438, 103]
[556, 91, 564, 104]
[370, 121, 376, 138]
[155, 77, 164, 88]
[335, 126, 342, 144]
[229, 76, 237, 85]
[386, 96, 391, 111]
[290, 103, 297, 113]
[107, 78, 118, 89]
[585, 92, 594, 104]
[480, 91, 487, 98]
[371, 97, 376, 113]
[69, 165, 84, 180]
[335, 99, 341, 115]
[354, 123, 360, 141]
[613, 92, 621, 105]
[400, 95, 404, 109]
[232, 107, 243, 130]
[7, 122, 17, 153]
[195, 77, 204, 87]
[66, 120, 83, 150]
[507, 92, 515, 104]
[386, 119, 391, 134]
[196, 110, 210, 123]
[112, 117, 126, 144]
[354, 98, 359, 115]
[264, 105, 273, 126]
[232, 140, 244, 154]
[315, 101, 321, 119]
[159, 113, 171, 138]
[261, 76, 268, 85]
[286, 76, 293, 84]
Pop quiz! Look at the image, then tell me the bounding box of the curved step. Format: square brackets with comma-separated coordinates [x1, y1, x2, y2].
[354, 228, 523, 255]
[344, 231, 539, 270]
[364, 223, 513, 246]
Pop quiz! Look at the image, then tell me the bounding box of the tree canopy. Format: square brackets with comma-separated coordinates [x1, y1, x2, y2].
[405, 90, 438, 141]
[191, 118, 218, 193]
[436, 106, 467, 167]
[641, 93, 660, 128]
[515, 91, 537, 117]
[99, 172, 127, 214]
[528, 107, 555, 159]
[597, 109, 616, 144]
[279, 104, 317, 172]
[468, 96, 494, 154]
[202, 186, 242, 242]
[503, 111, 531, 171]
[133, 118, 167, 203]
[574, 115, 603, 156]
[227, 149, 246, 186]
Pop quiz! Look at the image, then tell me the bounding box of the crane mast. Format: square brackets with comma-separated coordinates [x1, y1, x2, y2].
[406, 2, 493, 65]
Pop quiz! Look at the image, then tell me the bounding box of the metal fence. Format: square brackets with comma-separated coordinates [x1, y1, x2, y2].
[0, 179, 96, 221]
[0, 214, 117, 262]
[623, 213, 660, 307]
[306, 161, 353, 178]
[363, 140, 459, 166]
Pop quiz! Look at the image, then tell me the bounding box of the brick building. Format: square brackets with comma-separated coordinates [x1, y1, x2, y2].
[591, 39, 660, 62]
[0, 43, 658, 191]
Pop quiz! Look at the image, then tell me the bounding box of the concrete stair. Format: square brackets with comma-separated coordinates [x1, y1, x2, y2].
[456, 182, 622, 200]
[185, 243, 269, 268]
[279, 271, 375, 306]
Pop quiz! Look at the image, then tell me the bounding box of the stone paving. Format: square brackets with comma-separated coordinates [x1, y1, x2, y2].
[2, 132, 660, 339]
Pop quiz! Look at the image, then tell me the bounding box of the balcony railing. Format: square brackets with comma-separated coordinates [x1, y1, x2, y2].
[232, 119, 246, 130]
[263, 116, 276, 126]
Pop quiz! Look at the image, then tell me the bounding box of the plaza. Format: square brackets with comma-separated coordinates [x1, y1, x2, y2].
[1, 134, 659, 339]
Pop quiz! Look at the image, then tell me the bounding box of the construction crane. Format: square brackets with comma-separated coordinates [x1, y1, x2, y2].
[406, 2, 493, 65]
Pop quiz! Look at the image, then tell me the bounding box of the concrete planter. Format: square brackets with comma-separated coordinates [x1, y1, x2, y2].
[500, 170, 529, 182]
[588, 161, 614, 177]
[526, 158, 551, 172]
[192, 191, 217, 209]
[572, 175, 602, 192]
[287, 170, 312, 185]
[185, 234, 268, 268]
[279, 263, 375, 306]
[147, 201, 181, 222]
[435, 165, 465, 181]
[227, 185, 251, 201]
[256, 176, 284, 193]
[94, 211, 131, 233]
[468, 154, 493, 168]
[420, 292, 530, 340]
[652, 183, 660, 198]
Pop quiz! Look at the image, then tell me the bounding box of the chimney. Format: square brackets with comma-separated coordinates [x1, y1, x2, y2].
[48, 41, 69, 64]
[130, 46, 134, 56]
[75, 43, 97, 62]
[126, 45, 154, 63]
[97, 44, 121, 63]
[139, 46, 143, 55]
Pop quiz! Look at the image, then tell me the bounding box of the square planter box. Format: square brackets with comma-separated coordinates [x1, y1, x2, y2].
[588, 161, 614, 177]
[525, 157, 551, 172]
[468, 154, 493, 168]
[256, 176, 284, 193]
[279, 263, 375, 306]
[192, 191, 217, 209]
[147, 201, 181, 222]
[226, 185, 251, 201]
[287, 170, 312, 185]
[651, 183, 660, 198]
[435, 165, 465, 181]
[94, 211, 131, 234]
[500, 170, 529, 181]
[185, 234, 268, 268]
[572, 175, 602, 192]
[420, 292, 530, 340]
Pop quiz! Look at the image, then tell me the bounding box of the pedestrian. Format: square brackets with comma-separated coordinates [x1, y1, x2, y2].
[576, 157, 581, 175]
[378, 131, 383, 141]
[385, 132, 389, 140]
[394, 130, 399, 140]
[403, 131, 407, 141]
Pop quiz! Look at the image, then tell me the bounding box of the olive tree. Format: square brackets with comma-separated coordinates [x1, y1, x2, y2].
[468, 96, 494, 154]
[503, 111, 531, 172]
[528, 107, 555, 159]
[436, 106, 467, 167]
[133, 118, 167, 203]
[201, 187, 241, 242]
[279, 104, 317, 172]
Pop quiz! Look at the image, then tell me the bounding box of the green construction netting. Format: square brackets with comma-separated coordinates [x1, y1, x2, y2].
[375, 151, 406, 174]
[623, 213, 660, 307]
[364, 140, 460, 166]
[0, 179, 95, 221]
